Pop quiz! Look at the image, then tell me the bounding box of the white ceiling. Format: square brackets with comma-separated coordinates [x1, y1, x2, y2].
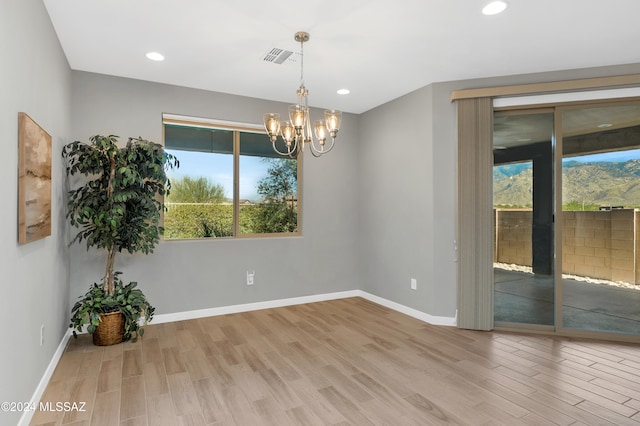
[43, 0, 640, 114]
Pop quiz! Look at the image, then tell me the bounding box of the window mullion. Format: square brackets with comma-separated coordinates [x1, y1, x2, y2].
[233, 130, 240, 237]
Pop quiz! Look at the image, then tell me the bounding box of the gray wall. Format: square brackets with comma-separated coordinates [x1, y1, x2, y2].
[358, 85, 444, 315]
[0, 0, 71, 422]
[70, 72, 361, 316]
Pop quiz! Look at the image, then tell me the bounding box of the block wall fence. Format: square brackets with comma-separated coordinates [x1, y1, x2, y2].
[494, 209, 639, 285]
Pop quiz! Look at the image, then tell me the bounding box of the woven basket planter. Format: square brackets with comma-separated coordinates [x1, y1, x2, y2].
[93, 311, 125, 346]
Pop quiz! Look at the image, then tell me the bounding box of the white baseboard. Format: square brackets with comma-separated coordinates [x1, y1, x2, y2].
[358, 291, 458, 327]
[153, 289, 457, 328]
[152, 290, 362, 324]
[19, 328, 73, 426]
[24, 290, 456, 426]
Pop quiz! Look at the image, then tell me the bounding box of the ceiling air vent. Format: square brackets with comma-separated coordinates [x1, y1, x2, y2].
[262, 48, 298, 65]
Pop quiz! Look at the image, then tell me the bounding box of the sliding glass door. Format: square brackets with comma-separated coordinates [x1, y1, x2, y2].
[493, 110, 555, 327]
[493, 100, 640, 338]
[559, 102, 640, 335]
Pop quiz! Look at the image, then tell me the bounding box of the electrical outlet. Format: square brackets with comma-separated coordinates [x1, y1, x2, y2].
[40, 324, 45, 346]
[246, 271, 255, 286]
[411, 278, 417, 290]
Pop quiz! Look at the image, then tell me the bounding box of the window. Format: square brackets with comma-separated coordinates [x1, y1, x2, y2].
[162, 114, 300, 239]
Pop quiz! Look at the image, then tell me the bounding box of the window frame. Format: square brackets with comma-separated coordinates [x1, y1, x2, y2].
[162, 113, 302, 240]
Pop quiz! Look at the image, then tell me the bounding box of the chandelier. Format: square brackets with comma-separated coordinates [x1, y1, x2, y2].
[263, 32, 342, 158]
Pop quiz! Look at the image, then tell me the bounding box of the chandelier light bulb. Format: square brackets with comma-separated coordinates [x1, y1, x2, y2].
[263, 113, 281, 142]
[289, 105, 306, 130]
[325, 110, 342, 138]
[314, 120, 327, 145]
[281, 121, 295, 147]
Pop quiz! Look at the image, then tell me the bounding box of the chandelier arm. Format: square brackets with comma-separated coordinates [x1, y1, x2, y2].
[272, 139, 299, 157]
[323, 138, 336, 153]
[309, 147, 322, 158]
[308, 139, 322, 156]
[309, 136, 336, 156]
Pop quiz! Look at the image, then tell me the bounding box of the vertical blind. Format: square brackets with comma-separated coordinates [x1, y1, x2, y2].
[456, 97, 494, 330]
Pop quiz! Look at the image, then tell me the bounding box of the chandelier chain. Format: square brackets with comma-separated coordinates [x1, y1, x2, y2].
[299, 38, 304, 86]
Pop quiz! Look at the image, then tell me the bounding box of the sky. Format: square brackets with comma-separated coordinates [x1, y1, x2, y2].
[170, 146, 640, 201]
[166, 149, 272, 201]
[565, 148, 640, 163]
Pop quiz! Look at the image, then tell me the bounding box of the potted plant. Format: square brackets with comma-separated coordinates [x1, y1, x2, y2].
[63, 135, 178, 345]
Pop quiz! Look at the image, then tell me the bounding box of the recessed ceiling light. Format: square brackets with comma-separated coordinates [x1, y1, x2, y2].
[598, 123, 613, 128]
[145, 52, 165, 61]
[517, 138, 532, 142]
[482, 1, 508, 15]
[337, 89, 350, 95]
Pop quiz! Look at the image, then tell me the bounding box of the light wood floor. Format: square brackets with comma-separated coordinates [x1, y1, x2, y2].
[31, 297, 640, 425]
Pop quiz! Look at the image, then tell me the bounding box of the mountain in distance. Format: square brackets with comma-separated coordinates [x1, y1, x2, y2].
[494, 159, 640, 208]
[493, 164, 533, 207]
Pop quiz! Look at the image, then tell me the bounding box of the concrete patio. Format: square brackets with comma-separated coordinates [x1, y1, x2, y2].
[494, 267, 640, 334]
